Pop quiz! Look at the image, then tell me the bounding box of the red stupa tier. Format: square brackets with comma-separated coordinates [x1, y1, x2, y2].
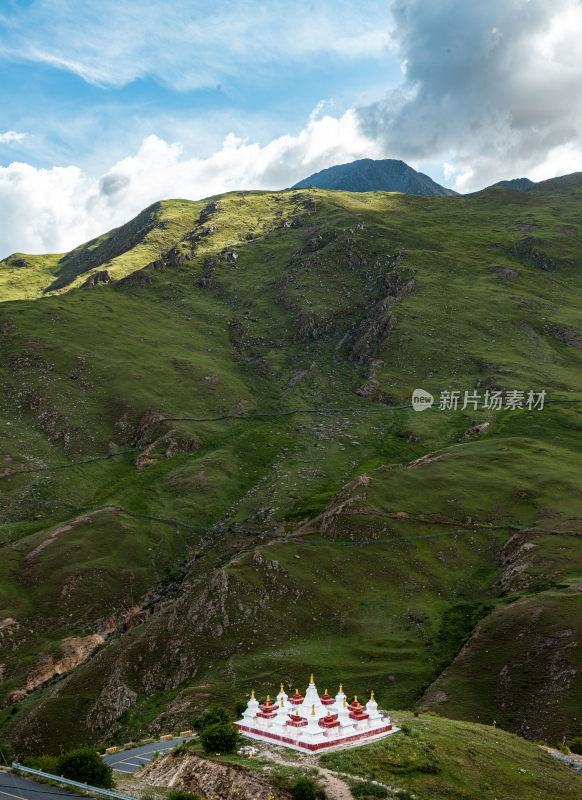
[320, 690, 334, 706]
[286, 713, 308, 727]
[289, 689, 304, 705]
[319, 712, 340, 729]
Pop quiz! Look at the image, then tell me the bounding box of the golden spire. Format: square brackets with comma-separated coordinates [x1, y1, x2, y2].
[312, 704, 316, 715]
[310, 672, 314, 684]
[354, 695, 358, 702]
[280, 682, 284, 693]
[327, 711, 330, 717]
[339, 683, 343, 693]
[295, 688, 299, 694]
[296, 709, 299, 717]
[281, 697, 285, 707]
[267, 694, 270, 702]
[325, 688, 328, 694]
[251, 689, 255, 699]
[343, 697, 346, 708]
[370, 690, 375, 702]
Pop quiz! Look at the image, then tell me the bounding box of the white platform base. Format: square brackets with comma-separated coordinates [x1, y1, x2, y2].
[234, 720, 399, 753]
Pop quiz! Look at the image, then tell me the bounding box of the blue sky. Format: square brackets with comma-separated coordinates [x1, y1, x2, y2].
[0, 0, 581, 257]
[0, 0, 398, 169]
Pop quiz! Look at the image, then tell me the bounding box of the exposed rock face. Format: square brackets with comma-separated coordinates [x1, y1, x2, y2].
[510, 237, 557, 271]
[459, 422, 490, 441]
[220, 247, 238, 262]
[548, 324, 582, 350]
[129, 409, 199, 469]
[355, 358, 389, 400]
[198, 256, 217, 288]
[420, 596, 580, 740]
[493, 532, 538, 595]
[349, 258, 414, 363]
[82, 269, 112, 287]
[319, 474, 371, 534]
[134, 429, 199, 469]
[8, 634, 104, 703]
[199, 201, 220, 223]
[86, 667, 138, 731]
[496, 625, 578, 739]
[489, 265, 520, 282]
[144, 751, 293, 800]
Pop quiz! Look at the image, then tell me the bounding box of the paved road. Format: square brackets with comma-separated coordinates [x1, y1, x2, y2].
[0, 773, 94, 800]
[102, 737, 194, 774]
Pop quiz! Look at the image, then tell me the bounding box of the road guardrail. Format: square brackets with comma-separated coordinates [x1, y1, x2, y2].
[12, 762, 139, 800]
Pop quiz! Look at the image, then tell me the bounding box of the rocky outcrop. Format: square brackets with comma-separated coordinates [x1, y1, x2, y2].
[510, 237, 557, 271]
[349, 258, 414, 363]
[86, 665, 138, 731]
[319, 474, 371, 534]
[144, 751, 292, 800]
[349, 298, 396, 363]
[459, 422, 489, 441]
[488, 265, 520, 282]
[82, 269, 111, 287]
[134, 428, 199, 469]
[548, 324, 582, 350]
[220, 247, 238, 262]
[198, 256, 218, 288]
[8, 634, 104, 703]
[355, 358, 393, 400]
[493, 532, 538, 595]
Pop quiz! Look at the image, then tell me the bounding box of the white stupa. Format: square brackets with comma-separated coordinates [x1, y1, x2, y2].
[234, 674, 399, 752]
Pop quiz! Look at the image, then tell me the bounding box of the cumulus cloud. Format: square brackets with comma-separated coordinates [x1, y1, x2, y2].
[357, 0, 582, 190]
[0, 109, 382, 258]
[0, 0, 392, 90]
[0, 131, 26, 144]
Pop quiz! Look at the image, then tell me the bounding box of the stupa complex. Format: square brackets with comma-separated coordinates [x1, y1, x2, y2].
[234, 675, 398, 752]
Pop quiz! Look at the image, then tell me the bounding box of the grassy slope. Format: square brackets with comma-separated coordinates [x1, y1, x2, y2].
[320, 710, 582, 800]
[0, 199, 202, 299]
[155, 713, 582, 800]
[0, 183, 582, 752]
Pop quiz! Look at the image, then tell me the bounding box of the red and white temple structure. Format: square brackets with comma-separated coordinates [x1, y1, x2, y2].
[234, 675, 398, 752]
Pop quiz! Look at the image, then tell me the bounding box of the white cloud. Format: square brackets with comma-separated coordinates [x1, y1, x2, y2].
[0, 108, 383, 258]
[442, 162, 457, 181]
[0, 131, 26, 144]
[357, 0, 582, 191]
[0, 0, 392, 90]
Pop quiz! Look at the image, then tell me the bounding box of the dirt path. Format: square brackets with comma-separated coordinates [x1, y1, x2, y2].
[259, 746, 353, 800]
[541, 745, 582, 767]
[316, 766, 356, 800]
[259, 745, 402, 800]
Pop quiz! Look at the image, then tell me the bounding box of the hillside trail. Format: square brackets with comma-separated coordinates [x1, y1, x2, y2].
[541, 744, 582, 767]
[259, 745, 400, 800]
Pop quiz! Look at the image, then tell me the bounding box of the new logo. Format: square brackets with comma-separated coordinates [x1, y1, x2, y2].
[412, 388, 434, 411]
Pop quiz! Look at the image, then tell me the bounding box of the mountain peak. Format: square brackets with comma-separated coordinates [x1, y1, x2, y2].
[292, 157, 457, 196]
[492, 177, 536, 192]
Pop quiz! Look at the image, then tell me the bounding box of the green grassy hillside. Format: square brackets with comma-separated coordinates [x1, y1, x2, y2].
[0, 199, 203, 300]
[151, 712, 582, 800]
[1, 181, 582, 754]
[320, 711, 582, 800]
